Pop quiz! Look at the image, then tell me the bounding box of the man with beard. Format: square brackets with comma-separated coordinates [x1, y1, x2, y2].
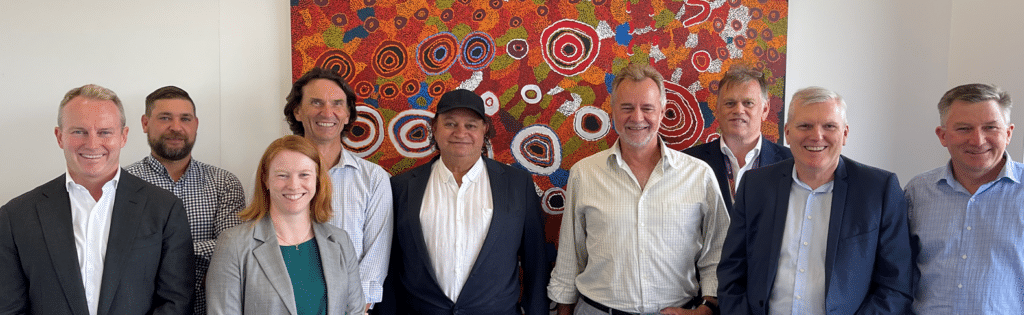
[126, 85, 245, 315]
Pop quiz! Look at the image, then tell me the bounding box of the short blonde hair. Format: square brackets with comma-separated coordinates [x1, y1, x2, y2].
[58, 84, 125, 128]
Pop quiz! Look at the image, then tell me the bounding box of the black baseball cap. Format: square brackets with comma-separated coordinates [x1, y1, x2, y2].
[436, 89, 486, 118]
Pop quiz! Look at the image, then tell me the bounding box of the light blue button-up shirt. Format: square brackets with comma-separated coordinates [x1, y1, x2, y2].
[905, 154, 1024, 315]
[770, 167, 832, 315]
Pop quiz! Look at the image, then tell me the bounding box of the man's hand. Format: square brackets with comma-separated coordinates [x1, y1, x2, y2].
[556, 303, 576, 315]
[659, 305, 712, 315]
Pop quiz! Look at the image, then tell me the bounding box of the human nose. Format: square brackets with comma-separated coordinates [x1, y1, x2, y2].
[169, 118, 185, 131]
[967, 129, 985, 146]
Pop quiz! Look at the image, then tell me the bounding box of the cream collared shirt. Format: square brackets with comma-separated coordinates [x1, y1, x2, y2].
[420, 158, 494, 302]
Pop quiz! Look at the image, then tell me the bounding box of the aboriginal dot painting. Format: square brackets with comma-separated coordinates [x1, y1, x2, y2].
[292, 0, 788, 243]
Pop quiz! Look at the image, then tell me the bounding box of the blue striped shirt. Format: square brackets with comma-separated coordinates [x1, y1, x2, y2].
[905, 155, 1024, 315]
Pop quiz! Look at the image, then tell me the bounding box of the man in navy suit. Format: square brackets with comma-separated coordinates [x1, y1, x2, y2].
[380, 89, 548, 314]
[684, 65, 791, 212]
[717, 86, 912, 315]
[0, 84, 194, 314]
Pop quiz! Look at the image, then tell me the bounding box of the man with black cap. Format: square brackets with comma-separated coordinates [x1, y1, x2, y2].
[380, 89, 549, 314]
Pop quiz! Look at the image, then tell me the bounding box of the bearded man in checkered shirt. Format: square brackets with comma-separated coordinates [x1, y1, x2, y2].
[126, 86, 245, 315]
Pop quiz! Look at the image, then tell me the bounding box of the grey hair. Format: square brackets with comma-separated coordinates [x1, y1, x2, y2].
[937, 83, 1011, 125]
[611, 63, 667, 107]
[787, 86, 847, 124]
[58, 84, 125, 128]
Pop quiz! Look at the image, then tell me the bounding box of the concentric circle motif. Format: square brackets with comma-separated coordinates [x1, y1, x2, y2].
[659, 81, 705, 149]
[510, 125, 562, 175]
[402, 79, 419, 95]
[520, 84, 542, 104]
[691, 50, 712, 72]
[506, 38, 528, 60]
[480, 91, 499, 116]
[372, 41, 407, 77]
[315, 50, 356, 82]
[416, 32, 460, 75]
[343, 105, 385, 158]
[428, 80, 446, 97]
[460, 31, 496, 71]
[388, 109, 435, 158]
[540, 19, 601, 77]
[379, 82, 399, 99]
[541, 187, 566, 215]
[573, 106, 611, 141]
[354, 81, 374, 98]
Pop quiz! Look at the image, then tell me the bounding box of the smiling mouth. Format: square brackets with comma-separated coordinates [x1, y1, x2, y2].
[283, 193, 306, 200]
[81, 154, 104, 159]
[316, 122, 336, 127]
[805, 146, 826, 152]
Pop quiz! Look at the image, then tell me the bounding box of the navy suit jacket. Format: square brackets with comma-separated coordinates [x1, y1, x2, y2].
[0, 171, 195, 315]
[717, 156, 912, 315]
[682, 138, 792, 213]
[378, 157, 549, 315]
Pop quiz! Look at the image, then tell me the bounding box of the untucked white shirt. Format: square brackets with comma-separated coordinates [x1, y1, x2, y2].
[719, 135, 763, 201]
[420, 157, 493, 302]
[66, 169, 121, 315]
[548, 140, 731, 313]
[770, 167, 832, 315]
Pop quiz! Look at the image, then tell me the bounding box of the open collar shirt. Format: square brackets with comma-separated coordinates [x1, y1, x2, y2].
[769, 167, 832, 315]
[66, 168, 120, 315]
[905, 154, 1024, 315]
[548, 140, 730, 313]
[420, 157, 493, 302]
[325, 148, 394, 304]
[719, 135, 763, 201]
[126, 155, 245, 315]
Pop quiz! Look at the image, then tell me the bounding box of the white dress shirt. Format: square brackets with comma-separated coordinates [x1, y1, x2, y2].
[548, 140, 730, 313]
[326, 149, 394, 304]
[66, 169, 121, 315]
[719, 135, 763, 201]
[420, 157, 493, 302]
[770, 167, 832, 315]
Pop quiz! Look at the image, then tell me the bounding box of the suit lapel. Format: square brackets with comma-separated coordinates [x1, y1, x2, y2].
[457, 159, 507, 300]
[823, 157, 849, 297]
[704, 140, 732, 203]
[405, 160, 439, 284]
[37, 176, 90, 315]
[252, 217, 299, 315]
[314, 223, 344, 312]
[765, 161, 794, 297]
[97, 173, 145, 315]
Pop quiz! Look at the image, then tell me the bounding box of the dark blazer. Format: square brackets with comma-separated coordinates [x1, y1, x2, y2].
[378, 157, 549, 315]
[0, 171, 195, 315]
[717, 156, 912, 315]
[683, 138, 792, 213]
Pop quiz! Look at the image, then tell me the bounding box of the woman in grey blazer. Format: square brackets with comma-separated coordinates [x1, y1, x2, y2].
[207, 135, 364, 314]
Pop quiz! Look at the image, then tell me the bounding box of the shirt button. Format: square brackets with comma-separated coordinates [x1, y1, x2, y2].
[807, 216, 812, 219]
[958, 284, 963, 288]
[967, 226, 972, 231]
[799, 269, 805, 273]
[803, 242, 808, 246]
[795, 295, 802, 300]
[962, 255, 967, 259]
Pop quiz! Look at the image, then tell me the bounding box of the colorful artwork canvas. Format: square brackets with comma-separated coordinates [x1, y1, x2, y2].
[291, 0, 788, 241]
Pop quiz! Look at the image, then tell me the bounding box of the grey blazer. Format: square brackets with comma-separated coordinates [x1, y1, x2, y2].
[206, 216, 364, 315]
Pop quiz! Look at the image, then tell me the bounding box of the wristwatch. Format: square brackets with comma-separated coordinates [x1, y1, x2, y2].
[700, 299, 720, 315]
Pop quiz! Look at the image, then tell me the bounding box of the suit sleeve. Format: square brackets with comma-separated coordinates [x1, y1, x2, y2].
[374, 176, 405, 314]
[0, 203, 29, 314]
[855, 174, 913, 314]
[517, 171, 550, 314]
[152, 199, 197, 315]
[342, 233, 368, 315]
[717, 175, 752, 315]
[206, 228, 244, 315]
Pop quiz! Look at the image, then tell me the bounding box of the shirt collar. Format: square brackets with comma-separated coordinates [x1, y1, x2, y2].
[719, 134, 764, 162]
[331, 148, 361, 172]
[608, 138, 680, 170]
[143, 154, 200, 180]
[65, 168, 122, 192]
[938, 152, 1021, 187]
[791, 166, 834, 193]
[434, 156, 486, 184]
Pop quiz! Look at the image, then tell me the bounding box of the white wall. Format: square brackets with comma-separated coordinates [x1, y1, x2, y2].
[1, 0, 1021, 202]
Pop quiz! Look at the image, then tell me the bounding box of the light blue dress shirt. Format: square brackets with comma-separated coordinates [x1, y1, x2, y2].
[905, 155, 1024, 315]
[770, 167, 832, 315]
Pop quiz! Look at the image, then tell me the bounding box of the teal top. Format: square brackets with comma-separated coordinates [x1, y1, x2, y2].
[280, 238, 327, 315]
